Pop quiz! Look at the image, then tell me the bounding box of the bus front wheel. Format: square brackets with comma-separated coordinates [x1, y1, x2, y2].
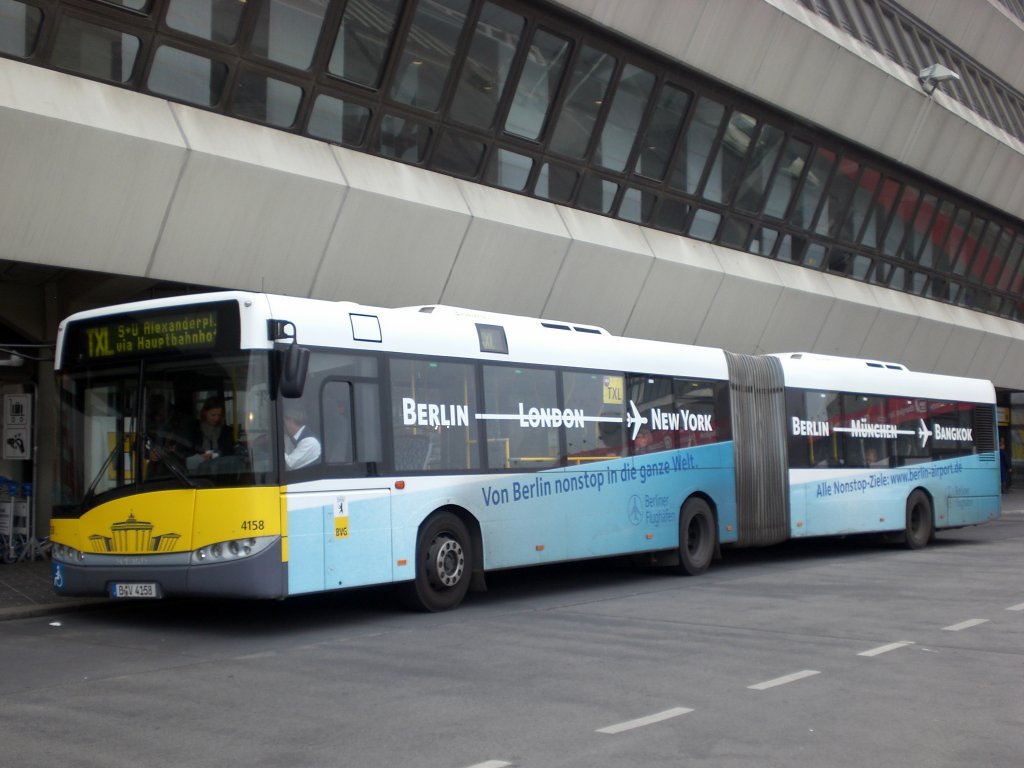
[677, 498, 715, 576]
[905, 490, 934, 549]
[403, 512, 472, 612]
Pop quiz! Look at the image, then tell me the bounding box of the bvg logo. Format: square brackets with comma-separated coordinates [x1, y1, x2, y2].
[86, 327, 113, 357]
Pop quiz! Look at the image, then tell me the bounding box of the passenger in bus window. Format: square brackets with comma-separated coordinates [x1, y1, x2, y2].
[186, 397, 234, 470]
[284, 403, 321, 470]
[865, 445, 884, 467]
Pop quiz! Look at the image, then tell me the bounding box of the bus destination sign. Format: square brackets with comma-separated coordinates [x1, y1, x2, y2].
[63, 302, 239, 365]
[84, 311, 218, 359]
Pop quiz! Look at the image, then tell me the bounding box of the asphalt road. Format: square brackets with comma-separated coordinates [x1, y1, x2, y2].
[2, 518, 1022, 768]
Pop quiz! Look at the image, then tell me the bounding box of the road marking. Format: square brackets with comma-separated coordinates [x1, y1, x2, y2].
[748, 670, 821, 690]
[464, 762, 511, 768]
[1007, 602, 1024, 612]
[942, 618, 989, 631]
[596, 706, 694, 734]
[858, 641, 914, 657]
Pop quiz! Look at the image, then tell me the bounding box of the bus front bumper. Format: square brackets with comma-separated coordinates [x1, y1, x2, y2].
[51, 538, 286, 599]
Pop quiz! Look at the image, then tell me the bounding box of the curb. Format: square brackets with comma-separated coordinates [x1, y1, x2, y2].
[0, 598, 110, 622]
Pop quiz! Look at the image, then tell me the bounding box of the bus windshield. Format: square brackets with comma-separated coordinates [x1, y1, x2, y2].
[58, 351, 275, 510]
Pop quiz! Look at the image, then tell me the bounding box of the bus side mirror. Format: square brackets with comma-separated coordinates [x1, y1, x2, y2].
[279, 344, 310, 398]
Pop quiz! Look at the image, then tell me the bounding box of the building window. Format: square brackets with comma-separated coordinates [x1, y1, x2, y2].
[231, 69, 303, 128]
[594, 63, 654, 172]
[814, 155, 861, 238]
[668, 96, 725, 196]
[618, 186, 655, 224]
[918, 200, 956, 269]
[0, 0, 43, 58]
[504, 28, 570, 141]
[164, 0, 244, 46]
[751, 226, 779, 256]
[732, 123, 785, 213]
[534, 162, 577, 204]
[378, 112, 432, 163]
[483, 148, 533, 191]
[389, 0, 471, 112]
[634, 84, 690, 181]
[250, 0, 328, 71]
[787, 147, 836, 230]
[51, 17, 140, 84]
[94, 0, 151, 10]
[327, 0, 404, 89]
[448, 2, 524, 130]
[719, 215, 752, 250]
[702, 109, 757, 205]
[803, 241, 826, 268]
[578, 174, 617, 214]
[308, 93, 371, 146]
[880, 184, 920, 259]
[653, 197, 689, 233]
[431, 130, 485, 178]
[147, 45, 229, 107]
[762, 137, 810, 220]
[689, 208, 721, 242]
[548, 44, 615, 159]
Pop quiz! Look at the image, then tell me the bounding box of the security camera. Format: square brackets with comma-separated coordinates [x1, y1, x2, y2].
[918, 64, 960, 94]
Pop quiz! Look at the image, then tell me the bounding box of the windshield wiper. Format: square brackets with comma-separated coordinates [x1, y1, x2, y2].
[145, 436, 198, 489]
[80, 442, 121, 512]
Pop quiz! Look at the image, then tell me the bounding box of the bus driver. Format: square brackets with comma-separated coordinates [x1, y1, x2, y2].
[283, 403, 321, 470]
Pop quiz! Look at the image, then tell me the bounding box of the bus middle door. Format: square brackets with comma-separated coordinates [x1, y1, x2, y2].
[323, 488, 393, 591]
[283, 487, 392, 594]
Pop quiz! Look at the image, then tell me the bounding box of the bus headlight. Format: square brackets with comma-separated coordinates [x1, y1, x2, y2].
[191, 536, 275, 565]
[53, 544, 85, 563]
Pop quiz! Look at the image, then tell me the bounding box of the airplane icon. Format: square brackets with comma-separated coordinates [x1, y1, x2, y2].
[917, 418, 932, 448]
[626, 400, 648, 440]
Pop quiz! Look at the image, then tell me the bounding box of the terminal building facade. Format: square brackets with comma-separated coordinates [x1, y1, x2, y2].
[1, 0, 1023, 530]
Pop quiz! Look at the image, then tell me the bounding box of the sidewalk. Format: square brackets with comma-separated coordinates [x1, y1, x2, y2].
[0, 555, 107, 621]
[3, 488, 1024, 621]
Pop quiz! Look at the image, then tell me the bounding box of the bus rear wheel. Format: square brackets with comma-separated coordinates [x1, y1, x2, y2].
[403, 512, 472, 612]
[905, 490, 934, 549]
[677, 498, 715, 576]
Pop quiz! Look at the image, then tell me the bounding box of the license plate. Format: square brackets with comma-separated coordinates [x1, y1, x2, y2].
[110, 582, 160, 599]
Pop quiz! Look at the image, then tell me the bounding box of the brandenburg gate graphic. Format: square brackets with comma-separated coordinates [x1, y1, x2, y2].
[89, 514, 181, 553]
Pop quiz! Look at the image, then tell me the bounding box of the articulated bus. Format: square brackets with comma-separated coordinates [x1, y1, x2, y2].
[51, 292, 1000, 610]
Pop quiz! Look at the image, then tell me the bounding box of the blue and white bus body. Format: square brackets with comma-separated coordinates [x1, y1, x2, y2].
[777, 352, 1000, 541]
[268, 296, 737, 596]
[52, 291, 1000, 608]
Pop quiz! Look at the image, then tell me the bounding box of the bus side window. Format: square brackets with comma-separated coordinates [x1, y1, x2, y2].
[392, 357, 480, 472]
[787, 389, 839, 468]
[304, 351, 381, 473]
[353, 382, 382, 467]
[840, 393, 889, 467]
[628, 374, 674, 455]
[674, 377, 720, 447]
[323, 381, 354, 464]
[563, 370, 624, 463]
[891, 397, 927, 466]
[482, 364, 558, 469]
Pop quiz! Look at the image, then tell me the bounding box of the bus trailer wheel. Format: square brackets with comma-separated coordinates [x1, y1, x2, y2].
[904, 490, 934, 550]
[678, 498, 715, 576]
[403, 512, 472, 612]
